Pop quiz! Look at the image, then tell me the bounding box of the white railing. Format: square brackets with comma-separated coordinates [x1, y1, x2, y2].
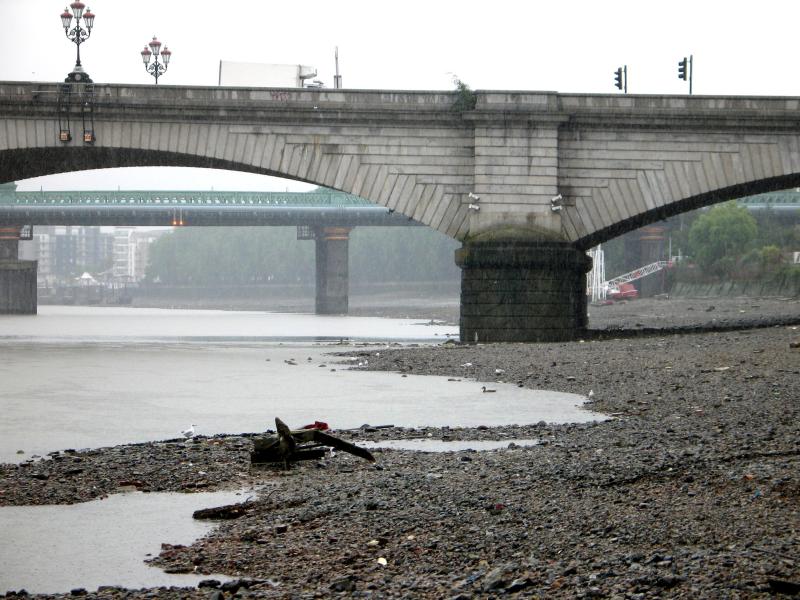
[586, 245, 606, 302]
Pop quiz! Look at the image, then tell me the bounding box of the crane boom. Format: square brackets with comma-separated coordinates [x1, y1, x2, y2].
[605, 260, 672, 288]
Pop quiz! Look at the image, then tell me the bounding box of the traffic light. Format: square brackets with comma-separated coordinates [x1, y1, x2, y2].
[614, 67, 623, 90]
[678, 57, 688, 81]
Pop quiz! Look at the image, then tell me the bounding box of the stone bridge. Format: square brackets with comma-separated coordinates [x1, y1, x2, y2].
[2, 81, 800, 340]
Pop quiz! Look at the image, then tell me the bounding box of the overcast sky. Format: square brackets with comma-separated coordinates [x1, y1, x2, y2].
[5, 0, 798, 192]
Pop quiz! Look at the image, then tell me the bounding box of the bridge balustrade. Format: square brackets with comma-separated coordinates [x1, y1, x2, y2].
[0, 190, 377, 209]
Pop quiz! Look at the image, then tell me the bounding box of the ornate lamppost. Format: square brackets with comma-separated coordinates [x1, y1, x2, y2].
[60, 2, 95, 83]
[140, 37, 172, 84]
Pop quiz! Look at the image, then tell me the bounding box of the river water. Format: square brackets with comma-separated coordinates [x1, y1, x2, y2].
[0, 305, 602, 594]
[0, 306, 601, 463]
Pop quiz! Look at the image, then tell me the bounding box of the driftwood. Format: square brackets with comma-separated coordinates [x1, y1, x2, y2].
[193, 501, 251, 520]
[251, 418, 375, 468]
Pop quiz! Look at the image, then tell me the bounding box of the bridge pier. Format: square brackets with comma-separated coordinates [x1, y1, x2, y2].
[456, 241, 591, 343]
[638, 226, 667, 297]
[0, 226, 37, 314]
[314, 226, 350, 315]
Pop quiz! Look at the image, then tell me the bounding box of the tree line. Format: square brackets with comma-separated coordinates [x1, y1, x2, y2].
[145, 226, 460, 285]
[603, 201, 800, 282]
[145, 201, 799, 287]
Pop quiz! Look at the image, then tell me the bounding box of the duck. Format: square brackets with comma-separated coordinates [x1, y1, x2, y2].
[481, 386, 496, 393]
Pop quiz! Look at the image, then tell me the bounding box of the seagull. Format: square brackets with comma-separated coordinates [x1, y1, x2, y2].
[181, 424, 196, 439]
[588, 390, 595, 399]
[468, 203, 480, 211]
[481, 386, 496, 393]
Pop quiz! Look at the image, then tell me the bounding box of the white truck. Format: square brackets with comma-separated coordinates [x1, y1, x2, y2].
[218, 61, 319, 88]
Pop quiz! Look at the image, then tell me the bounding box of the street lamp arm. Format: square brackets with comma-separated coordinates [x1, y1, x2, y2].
[145, 61, 168, 82]
[65, 25, 91, 44]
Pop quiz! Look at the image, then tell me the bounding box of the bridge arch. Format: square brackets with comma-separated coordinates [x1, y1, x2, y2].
[5, 82, 800, 340]
[0, 146, 314, 185]
[0, 84, 474, 239]
[555, 98, 800, 250]
[4, 84, 800, 247]
[573, 173, 800, 250]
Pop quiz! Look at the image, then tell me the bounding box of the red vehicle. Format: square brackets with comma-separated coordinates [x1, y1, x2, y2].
[608, 282, 639, 300]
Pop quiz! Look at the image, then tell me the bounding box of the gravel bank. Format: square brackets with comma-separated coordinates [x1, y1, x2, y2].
[586, 296, 800, 334]
[2, 297, 800, 599]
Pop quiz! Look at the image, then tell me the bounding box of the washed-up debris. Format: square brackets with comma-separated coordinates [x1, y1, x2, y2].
[251, 418, 375, 468]
[358, 424, 394, 432]
[302, 421, 329, 431]
[193, 501, 252, 520]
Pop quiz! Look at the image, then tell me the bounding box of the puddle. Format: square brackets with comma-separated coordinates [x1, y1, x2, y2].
[360, 438, 540, 452]
[0, 489, 247, 595]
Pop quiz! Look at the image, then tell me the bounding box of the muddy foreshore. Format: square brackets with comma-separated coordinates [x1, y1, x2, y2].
[2, 297, 800, 599]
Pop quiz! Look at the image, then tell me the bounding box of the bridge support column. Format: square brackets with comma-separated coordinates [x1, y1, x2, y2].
[638, 226, 666, 297]
[0, 226, 37, 315]
[314, 226, 350, 315]
[456, 241, 591, 343]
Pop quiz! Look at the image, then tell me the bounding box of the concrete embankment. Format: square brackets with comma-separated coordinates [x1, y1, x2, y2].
[670, 274, 800, 299]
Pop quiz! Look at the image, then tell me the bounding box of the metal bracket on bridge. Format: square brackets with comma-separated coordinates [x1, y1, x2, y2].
[57, 82, 96, 144]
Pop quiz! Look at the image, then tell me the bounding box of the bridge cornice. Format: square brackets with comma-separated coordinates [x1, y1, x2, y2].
[475, 92, 800, 130]
[1, 82, 470, 127]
